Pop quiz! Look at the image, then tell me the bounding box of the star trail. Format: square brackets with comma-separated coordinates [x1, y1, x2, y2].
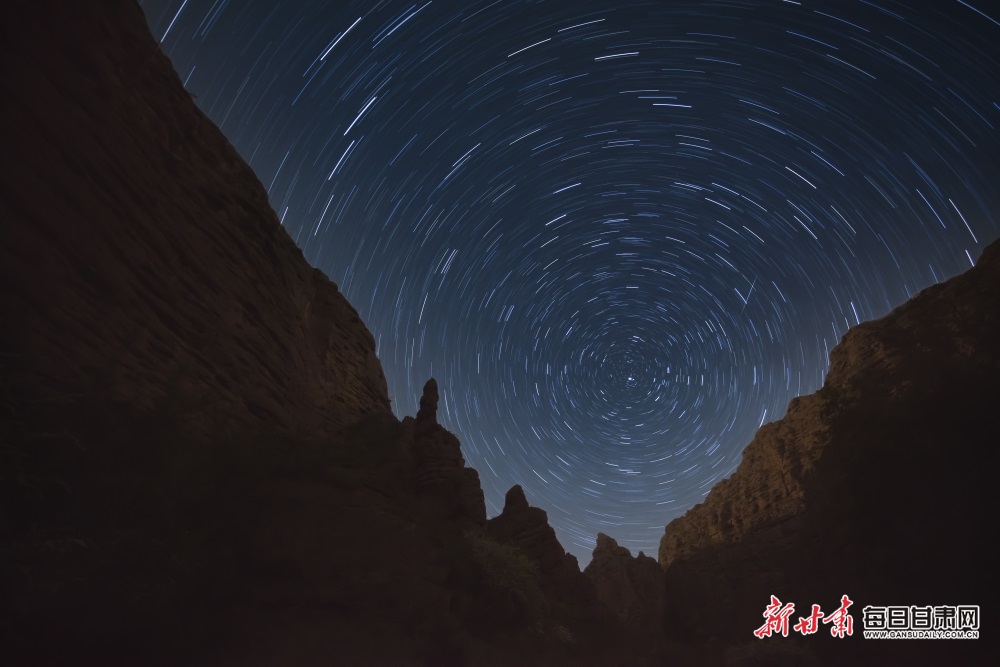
[142, 0, 999, 564]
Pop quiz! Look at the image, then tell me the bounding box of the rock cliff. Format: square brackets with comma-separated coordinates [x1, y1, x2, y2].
[657, 390, 827, 567]
[485, 486, 630, 658]
[658, 238, 1000, 666]
[488, 486, 573, 579]
[584, 533, 665, 639]
[1, 0, 390, 444]
[0, 2, 636, 664]
[407, 378, 488, 527]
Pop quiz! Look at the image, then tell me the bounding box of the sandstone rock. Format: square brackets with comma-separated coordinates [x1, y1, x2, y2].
[415, 377, 440, 432]
[488, 485, 568, 578]
[584, 533, 665, 637]
[487, 485, 583, 598]
[1, 0, 391, 443]
[410, 378, 486, 527]
[657, 390, 827, 566]
[486, 486, 627, 654]
[487, 486, 608, 613]
[658, 238, 1000, 666]
[0, 3, 635, 664]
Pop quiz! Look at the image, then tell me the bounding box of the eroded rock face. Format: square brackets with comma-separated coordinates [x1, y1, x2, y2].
[657, 392, 827, 567]
[486, 486, 627, 652]
[1, 0, 390, 443]
[658, 239, 1000, 666]
[0, 3, 628, 664]
[409, 378, 487, 527]
[415, 377, 441, 432]
[487, 486, 570, 578]
[584, 533, 665, 637]
[487, 485, 600, 605]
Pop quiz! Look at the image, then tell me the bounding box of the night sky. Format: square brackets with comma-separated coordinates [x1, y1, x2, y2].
[140, 0, 999, 564]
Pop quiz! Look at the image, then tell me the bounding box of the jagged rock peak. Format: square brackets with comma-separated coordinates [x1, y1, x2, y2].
[488, 484, 570, 578]
[415, 377, 439, 428]
[585, 532, 666, 636]
[503, 484, 530, 513]
[594, 532, 628, 555]
[658, 237, 1000, 570]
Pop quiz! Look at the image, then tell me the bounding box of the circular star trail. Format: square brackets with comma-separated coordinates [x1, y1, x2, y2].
[143, 0, 1000, 564]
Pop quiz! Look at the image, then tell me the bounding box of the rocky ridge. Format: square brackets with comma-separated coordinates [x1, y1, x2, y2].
[659, 239, 999, 568]
[1, 0, 390, 443]
[484, 486, 643, 661]
[583, 533, 665, 639]
[487, 486, 574, 580]
[658, 238, 999, 666]
[407, 378, 488, 528]
[657, 390, 827, 567]
[0, 2, 644, 664]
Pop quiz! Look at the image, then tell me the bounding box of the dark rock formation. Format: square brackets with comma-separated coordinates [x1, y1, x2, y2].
[486, 486, 629, 656]
[584, 533, 665, 638]
[1, 0, 390, 444]
[657, 391, 825, 567]
[409, 378, 487, 527]
[0, 2, 631, 665]
[658, 239, 1000, 666]
[415, 377, 441, 433]
[0, 3, 460, 661]
[488, 486, 571, 579]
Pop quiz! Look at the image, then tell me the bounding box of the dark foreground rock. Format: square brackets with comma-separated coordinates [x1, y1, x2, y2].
[1, 3, 392, 444]
[408, 379, 487, 528]
[0, 1, 635, 664]
[486, 486, 630, 654]
[659, 239, 1000, 666]
[584, 533, 665, 640]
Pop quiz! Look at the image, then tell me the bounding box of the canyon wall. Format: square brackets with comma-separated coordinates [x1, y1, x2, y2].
[659, 237, 999, 666]
[0, 2, 645, 664]
[2, 0, 391, 444]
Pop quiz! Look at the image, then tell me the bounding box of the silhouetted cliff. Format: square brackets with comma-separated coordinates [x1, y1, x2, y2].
[658, 238, 999, 666]
[1, 0, 391, 444]
[584, 533, 665, 640]
[0, 2, 638, 665]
